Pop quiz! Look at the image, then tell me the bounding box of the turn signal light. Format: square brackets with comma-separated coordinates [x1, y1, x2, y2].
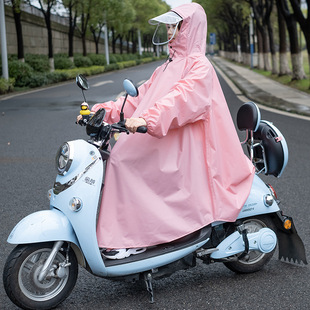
[69, 197, 83, 212]
[283, 219, 292, 230]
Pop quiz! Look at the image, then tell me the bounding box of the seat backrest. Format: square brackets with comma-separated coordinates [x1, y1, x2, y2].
[237, 102, 261, 132]
[252, 120, 289, 177]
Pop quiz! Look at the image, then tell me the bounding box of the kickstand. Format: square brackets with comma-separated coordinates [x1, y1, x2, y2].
[144, 272, 154, 303]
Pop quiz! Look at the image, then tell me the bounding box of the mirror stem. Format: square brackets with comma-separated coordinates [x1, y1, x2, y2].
[120, 93, 128, 122]
[82, 90, 87, 102]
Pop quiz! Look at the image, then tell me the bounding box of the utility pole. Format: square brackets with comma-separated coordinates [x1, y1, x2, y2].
[249, 7, 254, 69]
[0, 0, 9, 79]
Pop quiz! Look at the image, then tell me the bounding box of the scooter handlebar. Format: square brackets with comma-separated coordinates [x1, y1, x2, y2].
[136, 126, 147, 133]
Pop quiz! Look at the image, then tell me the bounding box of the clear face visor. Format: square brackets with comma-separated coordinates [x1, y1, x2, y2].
[152, 23, 180, 46]
[149, 11, 182, 46]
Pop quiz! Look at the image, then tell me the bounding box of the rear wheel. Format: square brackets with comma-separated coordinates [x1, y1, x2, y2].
[3, 242, 78, 310]
[224, 216, 276, 274]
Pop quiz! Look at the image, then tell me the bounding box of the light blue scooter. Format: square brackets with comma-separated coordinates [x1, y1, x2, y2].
[3, 75, 307, 309]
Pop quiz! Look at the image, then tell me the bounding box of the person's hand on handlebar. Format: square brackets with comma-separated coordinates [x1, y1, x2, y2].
[76, 115, 83, 124]
[125, 118, 147, 133]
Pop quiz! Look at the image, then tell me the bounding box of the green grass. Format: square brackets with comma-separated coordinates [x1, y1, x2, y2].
[253, 67, 310, 94]
[241, 50, 310, 94]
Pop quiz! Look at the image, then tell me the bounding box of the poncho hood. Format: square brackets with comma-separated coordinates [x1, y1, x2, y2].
[170, 3, 207, 56]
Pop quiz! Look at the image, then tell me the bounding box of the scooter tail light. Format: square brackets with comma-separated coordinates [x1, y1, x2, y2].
[267, 184, 278, 200]
[283, 218, 292, 230]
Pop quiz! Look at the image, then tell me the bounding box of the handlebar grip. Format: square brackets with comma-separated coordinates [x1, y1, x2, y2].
[136, 126, 147, 133]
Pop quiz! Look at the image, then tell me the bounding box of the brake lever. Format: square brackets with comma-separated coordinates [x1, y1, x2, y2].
[112, 123, 130, 134]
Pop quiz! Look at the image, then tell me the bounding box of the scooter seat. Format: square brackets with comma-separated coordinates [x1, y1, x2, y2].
[237, 101, 261, 132]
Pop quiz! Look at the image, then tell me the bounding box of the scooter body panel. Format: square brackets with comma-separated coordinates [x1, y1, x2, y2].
[7, 209, 79, 246]
[49, 139, 107, 276]
[237, 174, 280, 219]
[210, 228, 277, 259]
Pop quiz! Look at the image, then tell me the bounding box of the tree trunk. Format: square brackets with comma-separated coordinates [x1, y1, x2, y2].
[262, 28, 271, 71]
[38, 0, 54, 71]
[278, 0, 306, 79]
[267, 21, 278, 74]
[68, 4, 76, 58]
[111, 27, 116, 54]
[257, 29, 264, 69]
[12, 4, 24, 60]
[276, 0, 291, 75]
[119, 36, 123, 54]
[82, 34, 87, 56]
[291, 53, 305, 80]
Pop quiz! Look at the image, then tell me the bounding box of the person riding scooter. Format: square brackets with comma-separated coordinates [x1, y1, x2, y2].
[78, 3, 255, 259]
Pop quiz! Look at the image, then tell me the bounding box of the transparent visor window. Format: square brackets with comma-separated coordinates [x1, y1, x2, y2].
[152, 22, 180, 46]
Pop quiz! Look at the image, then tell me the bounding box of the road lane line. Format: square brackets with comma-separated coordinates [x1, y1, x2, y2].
[92, 80, 114, 87]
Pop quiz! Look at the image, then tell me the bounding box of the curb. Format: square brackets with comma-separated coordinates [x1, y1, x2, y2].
[211, 58, 310, 118]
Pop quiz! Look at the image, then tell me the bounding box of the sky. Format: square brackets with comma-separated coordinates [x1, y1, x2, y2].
[165, 0, 192, 9]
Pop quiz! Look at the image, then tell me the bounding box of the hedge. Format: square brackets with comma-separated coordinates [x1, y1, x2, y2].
[1, 54, 166, 93]
[0, 77, 15, 94]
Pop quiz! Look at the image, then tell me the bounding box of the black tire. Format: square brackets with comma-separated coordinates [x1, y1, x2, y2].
[3, 242, 78, 310]
[223, 216, 276, 274]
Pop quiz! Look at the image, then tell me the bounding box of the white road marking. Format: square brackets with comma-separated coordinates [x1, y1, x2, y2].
[92, 80, 114, 87]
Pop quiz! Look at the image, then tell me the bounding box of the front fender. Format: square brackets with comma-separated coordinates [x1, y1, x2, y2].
[7, 209, 79, 246]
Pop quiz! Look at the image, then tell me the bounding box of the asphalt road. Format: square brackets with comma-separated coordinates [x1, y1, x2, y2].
[0, 60, 309, 309]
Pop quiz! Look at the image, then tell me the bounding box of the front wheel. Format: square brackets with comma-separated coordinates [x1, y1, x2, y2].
[3, 242, 78, 310]
[224, 216, 277, 274]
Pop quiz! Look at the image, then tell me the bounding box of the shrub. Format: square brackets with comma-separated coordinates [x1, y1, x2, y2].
[46, 71, 69, 83]
[121, 60, 136, 68]
[25, 72, 48, 88]
[113, 54, 123, 62]
[8, 54, 18, 61]
[105, 63, 119, 71]
[140, 57, 153, 64]
[117, 62, 124, 70]
[109, 55, 117, 64]
[8, 60, 33, 87]
[25, 54, 50, 72]
[54, 57, 74, 70]
[89, 54, 106, 66]
[0, 77, 15, 94]
[74, 56, 93, 68]
[142, 52, 154, 58]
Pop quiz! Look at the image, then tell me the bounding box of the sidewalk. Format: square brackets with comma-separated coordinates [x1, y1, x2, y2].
[211, 56, 310, 117]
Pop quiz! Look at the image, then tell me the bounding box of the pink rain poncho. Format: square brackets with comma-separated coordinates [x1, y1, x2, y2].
[93, 3, 255, 249]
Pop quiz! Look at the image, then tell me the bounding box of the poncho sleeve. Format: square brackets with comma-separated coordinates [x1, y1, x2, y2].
[140, 58, 212, 138]
[91, 66, 160, 124]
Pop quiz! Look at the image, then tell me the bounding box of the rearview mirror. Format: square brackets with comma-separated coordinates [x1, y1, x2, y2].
[76, 75, 89, 91]
[123, 79, 139, 97]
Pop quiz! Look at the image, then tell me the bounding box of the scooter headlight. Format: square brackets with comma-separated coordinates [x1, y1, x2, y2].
[55, 142, 73, 175]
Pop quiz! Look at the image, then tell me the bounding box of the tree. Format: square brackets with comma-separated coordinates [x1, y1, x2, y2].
[27, 0, 57, 71]
[103, 0, 135, 54]
[277, 0, 306, 79]
[130, 0, 170, 55]
[89, 0, 107, 54]
[62, 0, 79, 59]
[75, 0, 94, 56]
[276, 0, 291, 75]
[7, 0, 24, 61]
[288, 0, 310, 85]
[249, 0, 276, 73]
[195, 0, 251, 62]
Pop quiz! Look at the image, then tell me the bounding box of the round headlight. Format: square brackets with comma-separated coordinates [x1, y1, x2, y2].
[56, 142, 73, 175]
